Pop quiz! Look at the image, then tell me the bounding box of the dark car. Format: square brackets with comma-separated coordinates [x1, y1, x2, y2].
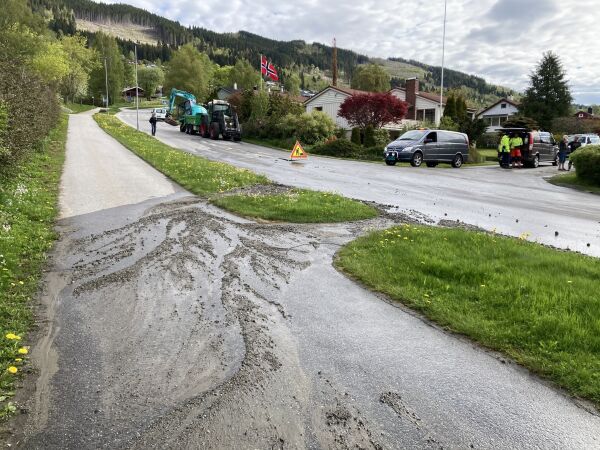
[384, 129, 469, 168]
[497, 128, 558, 168]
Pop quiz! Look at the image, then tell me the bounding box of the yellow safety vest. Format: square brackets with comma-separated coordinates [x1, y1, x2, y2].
[498, 135, 510, 152]
[510, 136, 523, 149]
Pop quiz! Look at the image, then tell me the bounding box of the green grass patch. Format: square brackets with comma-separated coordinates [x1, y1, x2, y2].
[336, 225, 600, 406]
[63, 102, 96, 114]
[94, 113, 268, 195]
[212, 189, 378, 223]
[0, 115, 68, 419]
[548, 172, 600, 195]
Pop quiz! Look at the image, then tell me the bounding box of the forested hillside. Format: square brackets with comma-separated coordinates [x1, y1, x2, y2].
[27, 0, 515, 104]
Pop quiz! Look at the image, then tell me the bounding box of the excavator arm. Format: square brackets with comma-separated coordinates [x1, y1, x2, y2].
[168, 88, 198, 116]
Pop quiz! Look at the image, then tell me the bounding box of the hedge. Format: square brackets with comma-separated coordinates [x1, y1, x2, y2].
[570, 145, 600, 185]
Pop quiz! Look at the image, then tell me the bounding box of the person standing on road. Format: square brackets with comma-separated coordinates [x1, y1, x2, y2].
[510, 133, 523, 169]
[149, 112, 157, 136]
[567, 136, 581, 171]
[498, 133, 511, 168]
[558, 135, 569, 171]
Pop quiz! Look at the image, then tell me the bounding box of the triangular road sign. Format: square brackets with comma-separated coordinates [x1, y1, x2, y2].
[290, 141, 308, 160]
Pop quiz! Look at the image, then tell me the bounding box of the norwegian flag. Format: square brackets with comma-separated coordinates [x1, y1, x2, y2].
[260, 55, 279, 81]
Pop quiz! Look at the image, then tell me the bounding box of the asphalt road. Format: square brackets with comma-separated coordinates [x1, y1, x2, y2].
[10, 111, 600, 449]
[119, 109, 600, 257]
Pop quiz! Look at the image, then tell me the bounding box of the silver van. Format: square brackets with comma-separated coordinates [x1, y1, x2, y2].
[384, 129, 469, 168]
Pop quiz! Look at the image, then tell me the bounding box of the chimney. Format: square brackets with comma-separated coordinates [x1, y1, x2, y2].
[406, 78, 419, 120]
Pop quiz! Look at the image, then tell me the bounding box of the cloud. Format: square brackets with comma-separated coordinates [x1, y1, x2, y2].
[93, 0, 599, 104]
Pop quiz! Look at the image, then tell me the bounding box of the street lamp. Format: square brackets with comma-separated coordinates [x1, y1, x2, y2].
[440, 0, 447, 114]
[135, 42, 139, 130]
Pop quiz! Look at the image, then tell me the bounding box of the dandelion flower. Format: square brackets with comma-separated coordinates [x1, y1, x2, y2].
[567, 280, 572, 284]
[15, 358, 22, 362]
[480, 284, 486, 288]
[18, 347, 28, 355]
[5, 333, 19, 340]
[7, 366, 17, 374]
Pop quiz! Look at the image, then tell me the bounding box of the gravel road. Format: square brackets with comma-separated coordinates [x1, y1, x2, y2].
[7, 111, 599, 449]
[118, 108, 600, 257]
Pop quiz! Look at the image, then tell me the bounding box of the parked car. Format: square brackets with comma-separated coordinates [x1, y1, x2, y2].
[151, 108, 167, 121]
[574, 134, 600, 147]
[383, 129, 469, 168]
[497, 128, 557, 168]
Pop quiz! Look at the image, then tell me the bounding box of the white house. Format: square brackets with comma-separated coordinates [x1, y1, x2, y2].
[476, 98, 520, 132]
[305, 78, 476, 130]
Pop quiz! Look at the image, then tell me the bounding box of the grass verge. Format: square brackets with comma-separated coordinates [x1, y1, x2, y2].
[0, 115, 68, 419]
[212, 189, 378, 223]
[63, 102, 95, 114]
[548, 172, 600, 195]
[336, 225, 600, 406]
[94, 114, 268, 194]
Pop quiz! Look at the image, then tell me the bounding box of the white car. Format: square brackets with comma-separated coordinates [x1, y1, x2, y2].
[151, 108, 167, 121]
[574, 134, 600, 147]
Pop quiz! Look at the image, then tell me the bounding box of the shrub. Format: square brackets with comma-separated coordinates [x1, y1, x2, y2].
[351, 127, 361, 145]
[364, 125, 376, 147]
[373, 128, 390, 147]
[279, 110, 336, 145]
[358, 146, 385, 161]
[570, 145, 600, 185]
[311, 139, 361, 157]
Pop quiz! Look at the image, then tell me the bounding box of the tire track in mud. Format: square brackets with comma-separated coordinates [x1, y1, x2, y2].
[22, 197, 395, 449]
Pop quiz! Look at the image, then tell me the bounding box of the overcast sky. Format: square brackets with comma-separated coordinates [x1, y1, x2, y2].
[96, 0, 599, 104]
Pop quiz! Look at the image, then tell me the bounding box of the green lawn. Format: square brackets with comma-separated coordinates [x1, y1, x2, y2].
[548, 172, 600, 195]
[63, 102, 96, 114]
[336, 225, 600, 406]
[0, 115, 68, 419]
[212, 189, 378, 223]
[95, 114, 268, 195]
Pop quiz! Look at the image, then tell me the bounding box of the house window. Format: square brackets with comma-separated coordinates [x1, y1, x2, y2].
[315, 106, 323, 111]
[501, 103, 507, 109]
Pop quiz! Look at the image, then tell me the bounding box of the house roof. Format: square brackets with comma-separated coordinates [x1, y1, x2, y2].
[390, 87, 447, 106]
[304, 85, 371, 104]
[477, 98, 520, 116]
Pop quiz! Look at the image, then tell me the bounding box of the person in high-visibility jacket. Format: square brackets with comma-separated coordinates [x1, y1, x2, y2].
[510, 134, 524, 168]
[498, 134, 511, 168]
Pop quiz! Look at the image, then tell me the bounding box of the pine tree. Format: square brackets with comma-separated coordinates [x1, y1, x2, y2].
[521, 52, 572, 130]
[444, 94, 456, 119]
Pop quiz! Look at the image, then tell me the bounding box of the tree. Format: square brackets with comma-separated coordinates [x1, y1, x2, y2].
[89, 32, 124, 106]
[228, 59, 260, 90]
[212, 64, 233, 89]
[138, 65, 164, 100]
[520, 52, 572, 130]
[503, 116, 539, 130]
[338, 92, 408, 130]
[31, 40, 69, 88]
[284, 73, 301, 96]
[59, 34, 98, 103]
[350, 64, 390, 92]
[444, 94, 457, 119]
[163, 43, 214, 101]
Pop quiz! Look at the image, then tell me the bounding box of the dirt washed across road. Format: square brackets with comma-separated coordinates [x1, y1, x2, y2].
[9, 112, 600, 448]
[118, 109, 600, 257]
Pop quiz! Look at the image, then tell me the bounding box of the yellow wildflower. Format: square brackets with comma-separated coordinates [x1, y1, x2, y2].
[5, 333, 19, 340]
[7, 366, 17, 374]
[15, 358, 22, 362]
[18, 347, 28, 355]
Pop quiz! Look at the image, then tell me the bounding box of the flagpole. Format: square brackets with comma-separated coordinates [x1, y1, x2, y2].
[260, 54, 263, 91]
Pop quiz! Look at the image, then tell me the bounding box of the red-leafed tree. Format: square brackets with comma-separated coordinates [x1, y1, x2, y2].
[338, 93, 408, 129]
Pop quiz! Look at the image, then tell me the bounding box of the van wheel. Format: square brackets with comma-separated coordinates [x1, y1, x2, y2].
[532, 154, 539, 168]
[451, 154, 463, 168]
[385, 160, 396, 166]
[410, 152, 423, 167]
[426, 162, 438, 168]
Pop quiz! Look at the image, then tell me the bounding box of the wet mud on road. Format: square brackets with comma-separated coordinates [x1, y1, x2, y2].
[8, 194, 599, 449]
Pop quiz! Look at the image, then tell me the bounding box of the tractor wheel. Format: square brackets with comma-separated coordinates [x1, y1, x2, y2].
[210, 123, 219, 140]
[179, 123, 185, 133]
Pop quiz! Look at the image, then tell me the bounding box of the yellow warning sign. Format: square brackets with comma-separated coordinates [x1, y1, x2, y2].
[290, 141, 308, 160]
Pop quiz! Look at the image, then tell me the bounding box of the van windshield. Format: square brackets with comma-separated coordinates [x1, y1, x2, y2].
[397, 130, 427, 141]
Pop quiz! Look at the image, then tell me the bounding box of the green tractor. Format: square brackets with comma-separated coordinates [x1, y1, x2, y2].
[201, 100, 242, 141]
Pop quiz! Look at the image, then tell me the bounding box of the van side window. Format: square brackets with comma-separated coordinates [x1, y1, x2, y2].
[425, 132, 437, 143]
[438, 132, 452, 142]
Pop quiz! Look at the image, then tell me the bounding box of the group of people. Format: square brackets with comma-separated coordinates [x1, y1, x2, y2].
[498, 133, 524, 169]
[557, 135, 581, 171]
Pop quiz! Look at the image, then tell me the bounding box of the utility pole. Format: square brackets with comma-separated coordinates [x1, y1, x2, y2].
[440, 0, 447, 116]
[135, 43, 139, 130]
[332, 37, 338, 87]
[104, 56, 109, 113]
